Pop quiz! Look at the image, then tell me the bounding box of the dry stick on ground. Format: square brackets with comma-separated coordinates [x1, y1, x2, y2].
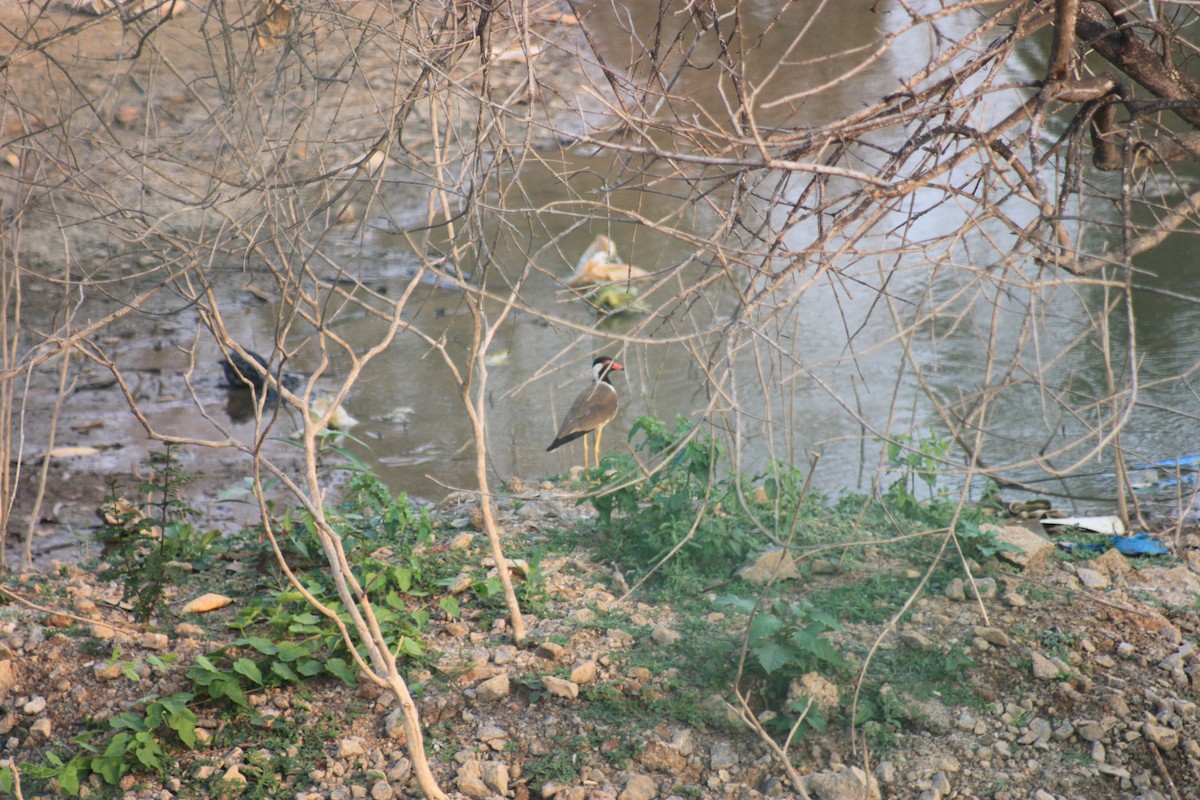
[1, 759, 25, 800]
[0, 585, 140, 639]
[1148, 739, 1184, 800]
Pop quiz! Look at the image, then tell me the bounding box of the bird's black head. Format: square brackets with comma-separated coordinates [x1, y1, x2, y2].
[593, 356, 624, 383]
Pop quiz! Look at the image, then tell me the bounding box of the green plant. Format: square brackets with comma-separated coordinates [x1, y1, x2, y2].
[715, 594, 848, 741]
[17, 693, 197, 796]
[98, 445, 220, 622]
[524, 743, 586, 790]
[808, 573, 920, 624]
[589, 416, 783, 594]
[719, 595, 848, 678]
[885, 430, 950, 503]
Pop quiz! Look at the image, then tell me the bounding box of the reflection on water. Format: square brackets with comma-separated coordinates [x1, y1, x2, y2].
[220, 1, 1200, 514]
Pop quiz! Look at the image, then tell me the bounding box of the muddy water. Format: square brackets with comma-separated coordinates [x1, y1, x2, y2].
[338, 0, 1200, 515]
[13, 0, 1200, 570]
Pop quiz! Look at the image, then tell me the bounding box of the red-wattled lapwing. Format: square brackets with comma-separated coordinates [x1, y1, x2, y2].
[547, 356, 624, 470]
[566, 236, 650, 287]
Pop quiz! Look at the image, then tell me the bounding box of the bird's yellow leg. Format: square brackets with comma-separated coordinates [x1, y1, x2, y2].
[594, 426, 603, 468]
[582, 433, 591, 472]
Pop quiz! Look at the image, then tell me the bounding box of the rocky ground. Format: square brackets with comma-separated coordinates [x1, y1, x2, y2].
[4, 485, 1200, 800]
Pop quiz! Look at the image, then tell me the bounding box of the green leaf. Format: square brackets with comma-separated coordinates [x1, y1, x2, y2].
[747, 613, 783, 644]
[234, 636, 279, 655]
[392, 566, 413, 592]
[324, 657, 358, 686]
[399, 637, 424, 658]
[163, 699, 198, 749]
[57, 756, 88, 796]
[753, 642, 793, 675]
[233, 657, 264, 685]
[793, 631, 847, 668]
[95, 733, 132, 783]
[133, 734, 165, 770]
[271, 661, 300, 682]
[439, 596, 461, 619]
[109, 711, 147, 732]
[713, 594, 755, 613]
[296, 658, 324, 677]
[192, 654, 220, 674]
[275, 641, 309, 662]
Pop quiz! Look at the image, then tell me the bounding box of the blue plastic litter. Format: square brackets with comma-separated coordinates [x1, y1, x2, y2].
[1128, 453, 1200, 492]
[1057, 532, 1169, 556]
[1110, 532, 1169, 556]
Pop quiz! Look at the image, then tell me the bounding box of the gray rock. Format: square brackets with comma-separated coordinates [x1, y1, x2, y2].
[338, 736, 367, 758]
[1131, 565, 1200, 607]
[973, 577, 998, 598]
[804, 766, 881, 800]
[738, 548, 799, 583]
[618, 773, 656, 800]
[908, 696, 953, 732]
[455, 761, 490, 800]
[710, 741, 739, 770]
[944, 578, 966, 601]
[30, 717, 51, 740]
[370, 780, 394, 800]
[476, 673, 510, 702]
[22, 696, 46, 715]
[1031, 652, 1061, 680]
[139, 632, 169, 650]
[1076, 568, 1110, 590]
[983, 524, 1054, 571]
[481, 761, 509, 795]
[1002, 591, 1027, 607]
[383, 707, 405, 740]
[1019, 718, 1051, 745]
[1075, 719, 1109, 741]
[1144, 721, 1180, 751]
[386, 757, 411, 783]
[651, 627, 681, 646]
[570, 661, 598, 685]
[476, 722, 507, 747]
[542, 675, 579, 699]
[973, 626, 1011, 647]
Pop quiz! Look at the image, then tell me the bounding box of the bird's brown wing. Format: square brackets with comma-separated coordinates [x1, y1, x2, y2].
[546, 383, 618, 451]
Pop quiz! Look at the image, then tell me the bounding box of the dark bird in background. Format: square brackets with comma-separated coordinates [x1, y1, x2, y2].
[547, 356, 624, 470]
[219, 349, 300, 394]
